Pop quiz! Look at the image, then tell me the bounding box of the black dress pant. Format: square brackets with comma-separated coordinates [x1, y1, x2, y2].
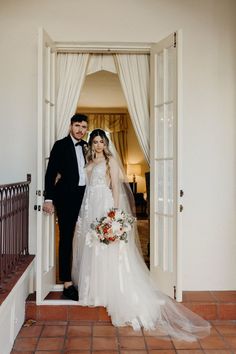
[56, 186, 85, 282]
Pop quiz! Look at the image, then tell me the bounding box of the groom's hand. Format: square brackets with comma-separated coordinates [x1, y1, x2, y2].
[43, 201, 55, 215]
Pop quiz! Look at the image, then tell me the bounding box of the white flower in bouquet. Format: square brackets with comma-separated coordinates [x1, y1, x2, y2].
[103, 217, 111, 224]
[114, 209, 125, 220]
[112, 220, 123, 236]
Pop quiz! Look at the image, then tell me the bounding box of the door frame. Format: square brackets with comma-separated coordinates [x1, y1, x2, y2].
[37, 30, 183, 304]
[176, 30, 183, 301]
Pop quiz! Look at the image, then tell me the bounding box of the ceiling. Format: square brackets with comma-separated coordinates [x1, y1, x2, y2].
[78, 70, 127, 108]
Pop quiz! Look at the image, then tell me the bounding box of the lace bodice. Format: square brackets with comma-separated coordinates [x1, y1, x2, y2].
[86, 161, 109, 187]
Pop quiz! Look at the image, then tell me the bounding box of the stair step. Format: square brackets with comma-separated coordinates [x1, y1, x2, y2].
[26, 292, 111, 323]
[25, 291, 236, 322]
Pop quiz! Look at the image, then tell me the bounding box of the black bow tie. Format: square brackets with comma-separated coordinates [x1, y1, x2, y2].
[75, 140, 83, 147]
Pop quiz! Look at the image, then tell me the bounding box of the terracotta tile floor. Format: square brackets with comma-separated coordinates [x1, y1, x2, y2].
[11, 319, 236, 353]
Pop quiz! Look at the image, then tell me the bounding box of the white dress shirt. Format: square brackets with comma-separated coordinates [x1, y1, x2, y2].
[70, 135, 86, 186]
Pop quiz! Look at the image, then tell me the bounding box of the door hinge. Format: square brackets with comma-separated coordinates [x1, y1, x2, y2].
[180, 189, 184, 197]
[179, 204, 183, 212]
[34, 205, 41, 211]
[174, 32, 177, 48]
[36, 190, 41, 196]
[174, 285, 176, 299]
[27, 174, 31, 182]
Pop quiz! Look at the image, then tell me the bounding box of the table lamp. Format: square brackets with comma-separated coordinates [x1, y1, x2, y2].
[127, 164, 141, 184]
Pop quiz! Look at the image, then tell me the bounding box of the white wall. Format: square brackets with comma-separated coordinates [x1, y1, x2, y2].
[0, 260, 34, 354]
[0, 0, 235, 290]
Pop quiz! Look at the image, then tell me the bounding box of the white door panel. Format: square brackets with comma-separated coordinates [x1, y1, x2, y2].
[36, 28, 56, 304]
[150, 32, 182, 300]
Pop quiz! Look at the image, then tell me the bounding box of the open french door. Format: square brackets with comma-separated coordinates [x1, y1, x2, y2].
[150, 32, 183, 300]
[36, 28, 56, 304]
[36, 29, 182, 303]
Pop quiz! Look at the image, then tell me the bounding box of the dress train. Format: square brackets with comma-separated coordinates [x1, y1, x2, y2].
[72, 161, 210, 342]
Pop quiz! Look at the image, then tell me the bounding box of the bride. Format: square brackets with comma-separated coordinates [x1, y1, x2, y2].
[72, 129, 210, 342]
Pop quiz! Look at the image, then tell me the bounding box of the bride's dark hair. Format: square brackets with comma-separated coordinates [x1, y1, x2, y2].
[86, 129, 113, 177]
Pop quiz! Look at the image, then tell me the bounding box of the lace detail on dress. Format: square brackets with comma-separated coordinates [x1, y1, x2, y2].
[87, 161, 109, 186]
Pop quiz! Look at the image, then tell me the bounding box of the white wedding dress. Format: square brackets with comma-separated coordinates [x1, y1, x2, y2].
[72, 160, 210, 342]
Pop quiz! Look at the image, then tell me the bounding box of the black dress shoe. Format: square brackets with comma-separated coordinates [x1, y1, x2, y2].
[63, 285, 78, 301]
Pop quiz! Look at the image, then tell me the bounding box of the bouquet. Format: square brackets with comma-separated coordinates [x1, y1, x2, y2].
[88, 208, 136, 245]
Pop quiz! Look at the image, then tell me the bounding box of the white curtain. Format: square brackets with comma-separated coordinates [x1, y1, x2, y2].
[56, 53, 150, 164]
[87, 54, 117, 75]
[56, 53, 89, 138]
[115, 54, 150, 164]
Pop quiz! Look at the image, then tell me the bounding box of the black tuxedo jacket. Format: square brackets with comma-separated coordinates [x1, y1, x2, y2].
[44, 135, 87, 205]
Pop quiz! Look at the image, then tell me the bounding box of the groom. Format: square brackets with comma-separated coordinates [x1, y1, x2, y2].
[43, 113, 88, 301]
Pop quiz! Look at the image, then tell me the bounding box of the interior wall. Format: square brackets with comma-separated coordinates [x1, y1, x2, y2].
[0, 0, 236, 290]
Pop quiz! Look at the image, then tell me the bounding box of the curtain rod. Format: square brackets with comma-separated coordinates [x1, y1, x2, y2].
[77, 111, 128, 114]
[56, 49, 150, 54]
[55, 43, 151, 54]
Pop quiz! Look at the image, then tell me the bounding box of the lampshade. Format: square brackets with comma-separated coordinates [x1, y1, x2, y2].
[127, 164, 141, 176]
